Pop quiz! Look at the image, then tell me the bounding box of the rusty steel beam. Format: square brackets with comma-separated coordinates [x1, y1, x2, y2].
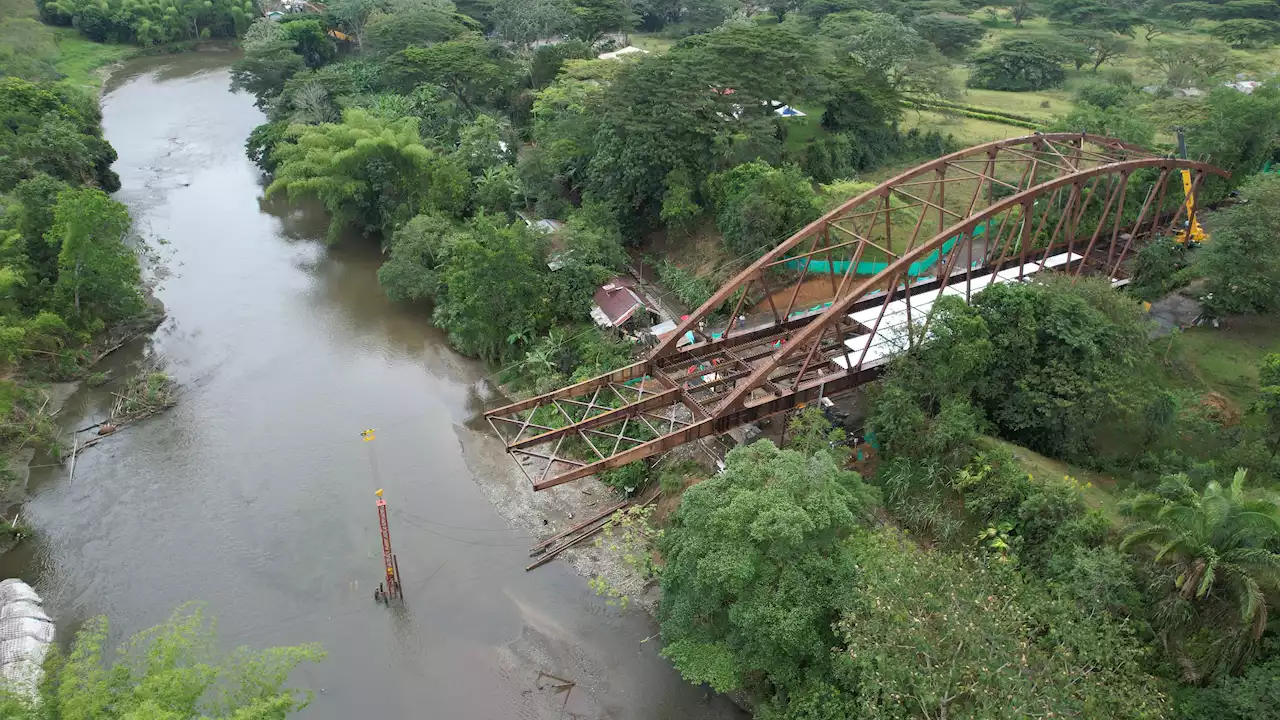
[486, 139, 1225, 492]
[507, 387, 685, 451]
[487, 361, 650, 419]
[707, 157, 1228, 415]
[647, 134, 1153, 361]
[529, 365, 882, 490]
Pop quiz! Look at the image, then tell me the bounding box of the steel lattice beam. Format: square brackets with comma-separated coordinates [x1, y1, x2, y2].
[485, 134, 1228, 490]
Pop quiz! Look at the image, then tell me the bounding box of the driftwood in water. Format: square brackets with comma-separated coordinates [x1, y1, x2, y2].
[61, 358, 175, 462]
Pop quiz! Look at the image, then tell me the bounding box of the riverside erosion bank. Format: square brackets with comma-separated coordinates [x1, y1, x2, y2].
[0, 49, 744, 720]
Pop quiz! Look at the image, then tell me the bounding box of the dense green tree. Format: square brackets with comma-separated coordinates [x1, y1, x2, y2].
[585, 25, 814, 230]
[569, 0, 633, 43]
[365, 0, 473, 57]
[1186, 85, 1280, 202]
[245, 120, 289, 174]
[1258, 354, 1280, 457]
[266, 110, 441, 239]
[529, 39, 593, 87]
[800, 0, 863, 21]
[327, 0, 380, 51]
[490, 0, 573, 48]
[0, 604, 323, 719]
[967, 38, 1068, 91]
[912, 12, 985, 56]
[1137, 17, 1177, 41]
[1121, 470, 1280, 677]
[1176, 652, 1280, 720]
[659, 167, 701, 235]
[1211, 18, 1280, 47]
[0, 77, 119, 192]
[818, 61, 902, 137]
[472, 163, 520, 215]
[1198, 174, 1280, 315]
[835, 12, 956, 100]
[971, 277, 1153, 460]
[674, 23, 820, 113]
[1063, 28, 1130, 71]
[881, 295, 992, 410]
[657, 439, 876, 697]
[1143, 39, 1236, 87]
[377, 213, 459, 302]
[387, 40, 508, 108]
[431, 217, 571, 360]
[8, 173, 69, 296]
[270, 59, 387, 125]
[280, 19, 337, 69]
[1051, 101, 1155, 145]
[424, 154, 472, 216]
[453, 113, 508, 175]
[48, 187, 143, 330]
[521, 57, 615, 209]
[1219, 0, 1280, 20]
[1048, 0, 1141, 34]
[229, 20, 306, 109]
[708, 161, 821, 257]
[787, 406, 852, 465]
[1073, 78, 1134, 109]
[991, 0, 1037, 25]
[835, 529, 1169, 719]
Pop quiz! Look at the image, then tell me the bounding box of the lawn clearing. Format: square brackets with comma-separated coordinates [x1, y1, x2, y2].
[902, 109, 1025, 145]
[1156, 314, 1280, 406]
[626, 32, 676, 54]
[978, 436, 1124, 526]
[780, 103, 823, 153]
[52, 28, 134, 91]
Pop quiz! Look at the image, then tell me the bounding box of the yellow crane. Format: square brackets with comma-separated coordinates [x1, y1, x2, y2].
[1174, 128, 1208, 246]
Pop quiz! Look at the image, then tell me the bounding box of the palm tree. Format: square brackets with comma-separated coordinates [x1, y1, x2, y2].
[1120, 469, 1280, 641]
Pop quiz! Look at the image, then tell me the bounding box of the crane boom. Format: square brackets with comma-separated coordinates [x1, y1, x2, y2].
[1176, 128, 1207, 245]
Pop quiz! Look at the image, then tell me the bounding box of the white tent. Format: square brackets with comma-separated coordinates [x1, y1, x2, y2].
[598, 47, 650, 61]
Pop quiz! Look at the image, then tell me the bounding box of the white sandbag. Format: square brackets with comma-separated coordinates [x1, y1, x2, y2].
[0, 579, 54, 703]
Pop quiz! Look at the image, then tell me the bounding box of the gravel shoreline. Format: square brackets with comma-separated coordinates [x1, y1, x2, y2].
[457, 421, 662, 611]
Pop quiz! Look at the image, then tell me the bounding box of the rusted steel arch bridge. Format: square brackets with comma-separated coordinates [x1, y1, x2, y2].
[486, 133, 1228, 490]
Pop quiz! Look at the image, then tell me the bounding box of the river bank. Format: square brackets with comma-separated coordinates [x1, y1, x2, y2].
[0, 48, 745, 720]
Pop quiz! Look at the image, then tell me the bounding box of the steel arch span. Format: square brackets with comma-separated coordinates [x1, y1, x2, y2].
[486, 134, 1229, 490]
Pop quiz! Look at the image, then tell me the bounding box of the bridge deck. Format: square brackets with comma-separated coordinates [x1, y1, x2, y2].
[833, 250, 1090, 369]
[483, 139, 1226, 491]
[487, 245, 1103, 490]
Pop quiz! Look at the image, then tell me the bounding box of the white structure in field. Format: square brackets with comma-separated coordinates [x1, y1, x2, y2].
[598, 47, 650, 61]
[834, 251, 1089, 370]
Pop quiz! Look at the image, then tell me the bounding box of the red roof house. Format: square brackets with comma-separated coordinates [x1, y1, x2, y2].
[590, 277, 654, 329]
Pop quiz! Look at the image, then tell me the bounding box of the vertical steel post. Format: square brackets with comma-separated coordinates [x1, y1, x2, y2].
[376, 489, 399, 600]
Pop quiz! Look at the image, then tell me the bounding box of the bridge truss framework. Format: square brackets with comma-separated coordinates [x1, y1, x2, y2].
[486, 134, 1228, 490]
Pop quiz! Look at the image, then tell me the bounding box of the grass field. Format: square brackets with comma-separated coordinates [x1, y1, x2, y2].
[635, 14, 1280, 163]
[627, 32, 676, 54]
[978, 436, 1124, 524]
[50, 28, 135, 91]
[1158, 314, 1280, 406]
[1, 0, 136, 91]
[902, 108, 1025, 145]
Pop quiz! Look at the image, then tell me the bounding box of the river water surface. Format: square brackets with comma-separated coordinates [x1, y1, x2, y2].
[0, 50, 743, 720]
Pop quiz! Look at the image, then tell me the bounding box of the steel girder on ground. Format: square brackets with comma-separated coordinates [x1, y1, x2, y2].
[486, 134, 1229, 490]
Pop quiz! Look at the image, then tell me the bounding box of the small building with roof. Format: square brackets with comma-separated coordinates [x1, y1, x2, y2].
[590, 277, 657, 331]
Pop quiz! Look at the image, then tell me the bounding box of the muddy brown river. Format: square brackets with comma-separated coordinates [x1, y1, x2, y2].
[0, 50, 743, 720]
